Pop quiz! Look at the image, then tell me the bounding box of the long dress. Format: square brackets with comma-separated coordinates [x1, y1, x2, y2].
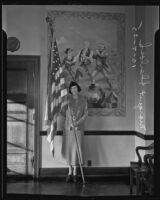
[61, 94, 88, 166]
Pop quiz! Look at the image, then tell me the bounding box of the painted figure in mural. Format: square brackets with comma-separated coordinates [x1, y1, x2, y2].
[61, 81, 88, 183]
[91, 42, 112, 89]
[76, 40, 94, 84]
[62, 48, 83, 82]
[87, 85, 106, 108]
[61, 48, 78, 81]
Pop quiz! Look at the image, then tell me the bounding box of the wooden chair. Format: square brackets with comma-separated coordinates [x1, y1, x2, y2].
[130, 142, 154, 195]
[140, 154, 154, 195]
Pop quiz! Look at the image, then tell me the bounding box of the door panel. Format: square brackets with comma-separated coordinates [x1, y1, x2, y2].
[7, 70, 27, 94]
[7, 153, 26, 174]
[7, 100, 26, 112]
[7, 56, 39, 177]
[7, 121, 27, 145]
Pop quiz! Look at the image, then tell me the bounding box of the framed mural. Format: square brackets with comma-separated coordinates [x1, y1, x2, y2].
[47, 10, 126, 116]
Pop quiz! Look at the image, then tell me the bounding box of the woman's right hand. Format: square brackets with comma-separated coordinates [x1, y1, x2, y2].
[70, 123, 74, 130]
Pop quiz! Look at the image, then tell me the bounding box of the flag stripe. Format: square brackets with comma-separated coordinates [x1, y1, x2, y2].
[45, 37, 68, 153]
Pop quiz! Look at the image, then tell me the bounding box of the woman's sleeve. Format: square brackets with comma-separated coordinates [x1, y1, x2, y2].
[76, 98, 88, 125]
[60, 105, 67, 118]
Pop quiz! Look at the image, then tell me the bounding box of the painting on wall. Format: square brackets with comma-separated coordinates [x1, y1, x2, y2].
[47, 10, 126, 116]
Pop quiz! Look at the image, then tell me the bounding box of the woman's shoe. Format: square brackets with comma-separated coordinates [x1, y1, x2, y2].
[66, 175, 72, 183]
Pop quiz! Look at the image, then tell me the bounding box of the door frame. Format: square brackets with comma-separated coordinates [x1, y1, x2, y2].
[7, 55, 40, 178]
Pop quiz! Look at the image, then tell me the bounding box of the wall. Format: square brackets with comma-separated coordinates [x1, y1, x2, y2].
[132, 6, 158, 160]
[134, 6, 159, 136]
[145, 6, 159, 135]
[42, 135, 135, 167]
[3, 5, 156, 168]
[134, 6, 158, 154]
[2, 6, 7, 32]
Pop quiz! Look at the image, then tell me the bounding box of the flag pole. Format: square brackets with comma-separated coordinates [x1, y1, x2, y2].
[45, 16, 55, 126]
[68, 103, 86, 187]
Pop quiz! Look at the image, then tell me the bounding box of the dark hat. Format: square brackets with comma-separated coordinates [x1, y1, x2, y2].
[65, 48, 73, 54]
[69, 81, 81, 94]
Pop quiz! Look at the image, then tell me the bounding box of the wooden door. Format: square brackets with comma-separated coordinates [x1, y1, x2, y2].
[7, 56, 40, 177]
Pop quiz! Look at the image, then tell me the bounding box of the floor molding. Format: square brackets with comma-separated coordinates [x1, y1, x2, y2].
[39, 167, 130, 180]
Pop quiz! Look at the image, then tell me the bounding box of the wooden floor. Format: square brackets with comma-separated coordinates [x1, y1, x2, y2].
[6, 177, 135, 198]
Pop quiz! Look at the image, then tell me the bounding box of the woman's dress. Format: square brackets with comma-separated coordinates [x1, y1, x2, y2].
[61, 94, 88, 166]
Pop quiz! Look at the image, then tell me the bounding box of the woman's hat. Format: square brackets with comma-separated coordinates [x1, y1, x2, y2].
[69, 81, 81, 94]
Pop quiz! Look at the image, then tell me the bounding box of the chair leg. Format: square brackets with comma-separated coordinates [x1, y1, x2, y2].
[141, 176, 145, 195]
[130, 168, 133, 194]
[136, 173, 141, 195]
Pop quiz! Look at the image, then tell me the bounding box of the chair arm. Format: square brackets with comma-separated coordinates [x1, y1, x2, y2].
[136, 143, 154, 164]
[143, 154, 152, 166]
[148, 154, 154, 174]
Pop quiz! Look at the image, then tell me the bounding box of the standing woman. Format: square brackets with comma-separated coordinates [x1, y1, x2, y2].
[61, 81, 88, 183]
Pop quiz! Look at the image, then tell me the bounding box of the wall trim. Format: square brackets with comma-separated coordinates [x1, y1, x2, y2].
[40, 130, 154, 140]
[135, 131, 154, 140]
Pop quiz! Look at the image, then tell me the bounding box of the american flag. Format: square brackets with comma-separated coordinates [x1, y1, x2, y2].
[45, 38, 68, 153]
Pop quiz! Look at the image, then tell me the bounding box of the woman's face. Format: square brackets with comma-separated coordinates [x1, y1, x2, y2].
[71, 85, 78, 95]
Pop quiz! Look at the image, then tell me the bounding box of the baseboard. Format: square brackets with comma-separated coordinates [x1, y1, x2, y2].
[39, 167, 130, 182]
[7, 167, 130, 182]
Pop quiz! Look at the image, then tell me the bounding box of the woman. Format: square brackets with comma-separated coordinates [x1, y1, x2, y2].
[61, 81, 88, 183]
